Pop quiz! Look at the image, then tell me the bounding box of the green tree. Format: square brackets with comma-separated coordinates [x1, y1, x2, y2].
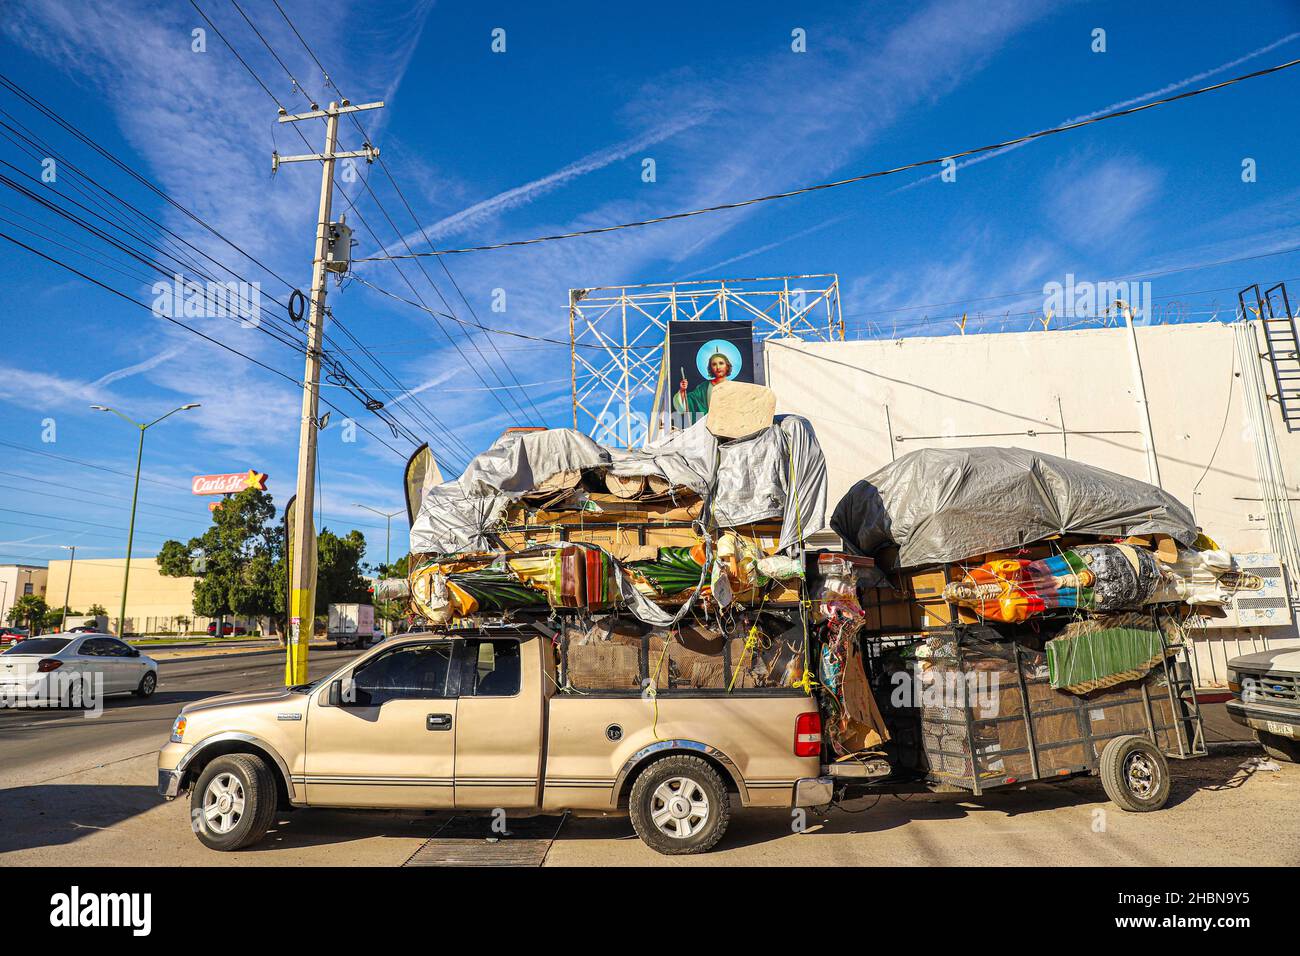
[159, 489, 284, 637]
[374, 552, 409, 579]
[7, 594, 48, 632]
[315, 528, 371, 615]
[86, 603, 108, 617]
[43, 606, 79, 630]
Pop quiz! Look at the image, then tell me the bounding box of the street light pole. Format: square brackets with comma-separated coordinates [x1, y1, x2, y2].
[354, 505, 404, 567]
[354, 505, 403, 637]
[59, 545, 76, 631]
[91, 403, 200, 637]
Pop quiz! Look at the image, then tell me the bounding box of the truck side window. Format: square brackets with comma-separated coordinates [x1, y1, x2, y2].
[351, 642, 452, 706]
[462, 639, 520, 697]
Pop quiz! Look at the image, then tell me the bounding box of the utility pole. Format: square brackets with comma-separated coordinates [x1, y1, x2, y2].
[276, 100, 381, 685]
[59, 545, 76, 631]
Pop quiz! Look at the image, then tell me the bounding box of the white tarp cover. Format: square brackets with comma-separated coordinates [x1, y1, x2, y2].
[410, 416, 827, 557]
[830, 446, 1199, 568]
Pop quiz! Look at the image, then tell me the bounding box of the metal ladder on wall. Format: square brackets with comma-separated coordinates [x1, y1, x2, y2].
[1240, 282, 1300, 432]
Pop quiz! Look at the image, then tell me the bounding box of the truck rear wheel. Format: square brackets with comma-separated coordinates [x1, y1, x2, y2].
[1255, 730, 1300, 763]
[629, 755, 730, 855]
[190, 754, 278, 851]
[1100, 734, 1170, 812]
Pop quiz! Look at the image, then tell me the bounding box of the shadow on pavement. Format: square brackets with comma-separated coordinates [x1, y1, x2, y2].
[0, 784, 160, 853]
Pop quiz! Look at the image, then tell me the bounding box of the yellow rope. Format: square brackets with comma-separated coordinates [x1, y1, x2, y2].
[648, 633, 672, 740]
[726, 622, 763, 692]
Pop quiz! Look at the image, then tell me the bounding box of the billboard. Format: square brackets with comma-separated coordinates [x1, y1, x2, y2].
[666, 320, 755, 429]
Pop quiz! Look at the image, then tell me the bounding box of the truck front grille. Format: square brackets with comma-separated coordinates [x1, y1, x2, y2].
[1244, 671, 1300, 707]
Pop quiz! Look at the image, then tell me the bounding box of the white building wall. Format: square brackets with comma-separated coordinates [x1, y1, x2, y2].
[764, 321, 1300, 685]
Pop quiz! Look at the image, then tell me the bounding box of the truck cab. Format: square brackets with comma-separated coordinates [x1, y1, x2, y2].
[159, 628, 829, 855]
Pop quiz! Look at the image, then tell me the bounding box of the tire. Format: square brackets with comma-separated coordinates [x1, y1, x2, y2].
[190, 754, 278, 851]
[135, 671, 156, 698]
[628, 755, 731, 855]
[1100, 734, 1170, 812]
[1255, 730, 1300, 763]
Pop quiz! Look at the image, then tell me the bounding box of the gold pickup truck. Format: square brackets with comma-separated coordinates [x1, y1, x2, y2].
[158, 628, 830, 855]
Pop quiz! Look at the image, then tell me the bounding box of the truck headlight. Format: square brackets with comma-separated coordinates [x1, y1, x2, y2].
[170, 715, 187, 743]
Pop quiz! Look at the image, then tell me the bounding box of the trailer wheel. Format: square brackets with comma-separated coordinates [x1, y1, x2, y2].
[1100, 735, 1170, 812]
[629, 755, 730, 855]
[1255, 731, 1300, 763]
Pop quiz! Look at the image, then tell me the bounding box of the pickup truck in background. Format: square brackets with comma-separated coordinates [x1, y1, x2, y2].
[328, 603, 375, 649]
[1227, 648, 1300, 762]
[158, 628, 829, 855]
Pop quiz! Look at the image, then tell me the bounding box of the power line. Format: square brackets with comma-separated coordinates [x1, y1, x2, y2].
[355, 55, 1300, 261]
[184, 0, 479, 468]
[0, 231, 412, 459]
[0, 71, 442, 459]
[262, 0, 545, 425]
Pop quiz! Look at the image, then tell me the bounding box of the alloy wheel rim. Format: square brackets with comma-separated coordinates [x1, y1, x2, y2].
[649, 776, 710, 839]
[203, 772, 246, 834]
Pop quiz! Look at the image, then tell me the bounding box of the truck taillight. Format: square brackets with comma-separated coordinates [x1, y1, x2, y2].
[794, 711, 821, 757]
[37, 659, 63, 672]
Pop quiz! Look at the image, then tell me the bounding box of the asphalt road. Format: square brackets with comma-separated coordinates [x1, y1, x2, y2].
[0, 649, 358, 793]
[1, 652, 1296, 867]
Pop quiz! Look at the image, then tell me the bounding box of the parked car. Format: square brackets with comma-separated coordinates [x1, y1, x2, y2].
[1227, 648, 1300, 762]
[0, 626, 30, 644]
[66, 624, 101, 634]
[159, 628, 827, 854]
[206, 623, 248, 636]
[1, 634, 158, 704]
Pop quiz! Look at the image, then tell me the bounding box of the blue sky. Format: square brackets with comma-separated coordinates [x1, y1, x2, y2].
[1, 0, 1299, 571]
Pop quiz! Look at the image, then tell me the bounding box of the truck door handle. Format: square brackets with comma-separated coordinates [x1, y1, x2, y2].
[427, 713, 452, 731]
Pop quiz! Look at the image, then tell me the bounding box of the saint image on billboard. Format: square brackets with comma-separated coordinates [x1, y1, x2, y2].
[672, 339, 744, 416]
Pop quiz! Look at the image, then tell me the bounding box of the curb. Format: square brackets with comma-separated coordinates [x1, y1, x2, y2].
[1205, 740, 1260, 752]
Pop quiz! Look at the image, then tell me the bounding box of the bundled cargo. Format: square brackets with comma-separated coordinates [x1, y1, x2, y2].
[811, 446, 1212, 796]
[404, 402, 827, 629]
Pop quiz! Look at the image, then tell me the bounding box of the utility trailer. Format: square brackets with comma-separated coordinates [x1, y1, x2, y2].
[832, 622, 1208, 812]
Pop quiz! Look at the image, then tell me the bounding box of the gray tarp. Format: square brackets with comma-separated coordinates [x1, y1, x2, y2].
[830, 447, 1198, 568]
[410, 415, 828, 556]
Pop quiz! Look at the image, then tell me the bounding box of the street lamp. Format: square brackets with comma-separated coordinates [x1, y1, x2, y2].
[91, 403, 200, 637]
[59, 545, 76, 632]
[355, 504, 404, 638]
[353, 504, 404, 568]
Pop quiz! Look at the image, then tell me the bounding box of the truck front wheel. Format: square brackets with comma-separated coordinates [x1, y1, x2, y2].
[629, 755, 730, 855]
[190, 754, 278, 851]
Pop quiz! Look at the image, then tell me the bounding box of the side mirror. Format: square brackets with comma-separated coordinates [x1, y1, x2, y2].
[129, 648, 141, 658]
[328, 679, 343, 707]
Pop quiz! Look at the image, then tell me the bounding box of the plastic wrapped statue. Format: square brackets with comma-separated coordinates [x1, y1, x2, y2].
[943, 544, 1163, 623]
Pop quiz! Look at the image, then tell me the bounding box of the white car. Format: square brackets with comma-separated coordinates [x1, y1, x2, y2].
[0, 634, 158, 706]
